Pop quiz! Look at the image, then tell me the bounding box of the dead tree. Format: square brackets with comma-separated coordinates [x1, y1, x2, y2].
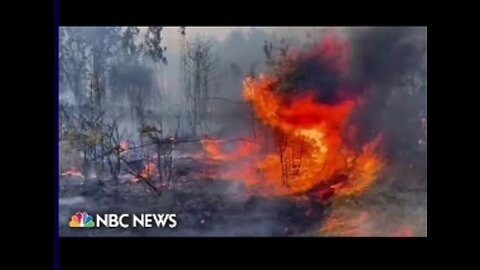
[59, 27, 90, 105]
[183, 38, 218, 135]
[145, 26, 168, 107]
[139, 125, 176, 188]
[262, 38, 300, 187]
[120, 157, 161, 196]
[102, 119, 129, 182]
[60, 102, 107, 180]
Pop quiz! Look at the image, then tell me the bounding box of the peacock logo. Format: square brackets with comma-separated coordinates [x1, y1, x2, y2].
[69, 211, 95, 228]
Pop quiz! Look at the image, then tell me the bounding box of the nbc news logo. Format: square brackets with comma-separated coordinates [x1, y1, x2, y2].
[69, 211, 177, 228]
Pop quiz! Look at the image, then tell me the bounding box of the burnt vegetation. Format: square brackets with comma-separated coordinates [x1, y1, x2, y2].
[59, 27, 426, 236]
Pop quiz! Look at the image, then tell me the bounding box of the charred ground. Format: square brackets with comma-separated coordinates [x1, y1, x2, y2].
[59, 27, 427, 237]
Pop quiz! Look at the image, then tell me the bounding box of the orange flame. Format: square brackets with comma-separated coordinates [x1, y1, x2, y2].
[131, 162, 156, 182]
[60, 167, 84, 178]
[199, 74, 383, 199]
[119, 141, 128, 153]
[393, 227, 415, 237]
[321, 209, 418, 236]
[321, 210, 371, 236]
[200, 139, 258, 162]
[198, 36, 383, 200]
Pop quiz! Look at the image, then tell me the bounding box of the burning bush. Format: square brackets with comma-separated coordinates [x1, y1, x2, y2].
[199, 35, 384, 200]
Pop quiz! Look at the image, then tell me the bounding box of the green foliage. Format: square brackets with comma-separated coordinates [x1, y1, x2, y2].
[145, 27, 168, 65]
[59, 28, 90, 104]
[122, 27, 142, 60]
[139, 125, 160, 134]
[262, 38, 300, 95]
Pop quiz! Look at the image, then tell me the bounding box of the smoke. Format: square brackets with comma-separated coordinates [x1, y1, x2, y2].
[59, 27, 427, 236]
[347, 27, 427, 85]
[344, 27, 427, 142]
[280, 34, 359, 104]
[262, 27, 426, 106]
[244, 27, 427, 163]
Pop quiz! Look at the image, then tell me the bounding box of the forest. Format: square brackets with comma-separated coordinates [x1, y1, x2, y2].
[59, 27, 427, 236]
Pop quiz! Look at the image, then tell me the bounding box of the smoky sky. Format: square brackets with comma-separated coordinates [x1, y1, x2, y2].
[276, 27, 427, 149]
[60, 26, 426, 144]
[347, 27, 427, 145]
[285, 27, 426, 104]
[289, 55, 345, 103]
[347, 27, 427, 85]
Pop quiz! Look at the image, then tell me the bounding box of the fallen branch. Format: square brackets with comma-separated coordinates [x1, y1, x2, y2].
[119, 157, 162, 196]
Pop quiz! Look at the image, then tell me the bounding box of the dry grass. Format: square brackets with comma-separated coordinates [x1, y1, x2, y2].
[318, 182, 427, 236]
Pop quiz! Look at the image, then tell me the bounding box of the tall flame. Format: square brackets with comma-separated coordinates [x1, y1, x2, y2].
[199, 36, 383, 200]
[199, 75, 382, 199]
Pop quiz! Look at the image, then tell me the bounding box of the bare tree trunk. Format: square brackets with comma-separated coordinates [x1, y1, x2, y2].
[82, 150, 89, 177]
[156, 145, 163, 186]
[107, 155, 114, 177]
[101, 142, 105, 179]
[115, 151, 121, 180]
[193, 64, 201, 135]
[165, 143, 174, 187]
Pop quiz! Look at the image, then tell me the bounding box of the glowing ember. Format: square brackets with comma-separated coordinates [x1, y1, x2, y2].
[320, 210, 371, 236]
[131, 162, 156, 182]
[200, 139, 258, 162]
[60, 167, 84, 178]
[393, 227, 415, 237]
[321, 209, 417, 237]
[199, 36, 383, 200]
[119, 141, 128, 153]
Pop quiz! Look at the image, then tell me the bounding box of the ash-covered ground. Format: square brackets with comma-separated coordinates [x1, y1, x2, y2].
[59, 150, 328, 237]
[59, 149, 426, 237]
[59, 27, 427, 237]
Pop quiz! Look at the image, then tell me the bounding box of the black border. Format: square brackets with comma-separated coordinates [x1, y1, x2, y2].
[60, 237, 428, 268]
[56, 2, 434, 269]
[59, 1, 428, 26]
[55, 0, 60, 269]
[12, 0, 57, 268]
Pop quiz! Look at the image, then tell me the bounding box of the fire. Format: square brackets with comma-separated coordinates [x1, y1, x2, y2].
[60, 167, 84, 178]
[200, 75, 382, 199]
[119, 141, 128, 153]
[321, 210, 371, 236]
[393, 227, 415, 237]
[321, 209, 417, 236]
[201, 140, 229, 161]
[131, 162, 156, 182]
[200, 139, 257, 162]
[199, 36, 383, 200]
